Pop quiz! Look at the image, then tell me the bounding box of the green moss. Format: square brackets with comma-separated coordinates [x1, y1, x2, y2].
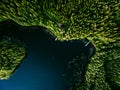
[0, 0, 120, 90]
[0, 41, 26, 80]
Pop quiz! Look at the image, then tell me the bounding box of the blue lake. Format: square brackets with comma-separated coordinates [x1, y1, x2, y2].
[0, 20, 95, 90]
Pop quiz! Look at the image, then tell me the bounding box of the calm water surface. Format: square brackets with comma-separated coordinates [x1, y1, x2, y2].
[0, 21, 92, 90]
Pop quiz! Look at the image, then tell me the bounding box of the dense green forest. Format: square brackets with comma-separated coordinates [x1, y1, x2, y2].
[0, 41, 26, 79]
[0, 0, 120, 90]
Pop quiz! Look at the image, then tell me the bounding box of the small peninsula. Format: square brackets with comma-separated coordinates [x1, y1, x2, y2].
[0, 40, 27, 80]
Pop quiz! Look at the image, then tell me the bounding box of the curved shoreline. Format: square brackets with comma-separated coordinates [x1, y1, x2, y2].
[0, 20, 96, 89]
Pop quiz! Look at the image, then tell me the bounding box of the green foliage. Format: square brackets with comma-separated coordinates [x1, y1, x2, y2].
[0, 0, 120, 90]
[78, 67, 111, 90]
[114, 11, 120, 25]
[104, 42, 120, 89]
[0, 41, 26, 79]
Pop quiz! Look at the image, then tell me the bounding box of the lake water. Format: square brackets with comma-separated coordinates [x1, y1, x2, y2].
[0, 20, 95, 90]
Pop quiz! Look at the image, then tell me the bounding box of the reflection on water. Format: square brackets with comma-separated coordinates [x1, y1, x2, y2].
[0, 20, 95, 90]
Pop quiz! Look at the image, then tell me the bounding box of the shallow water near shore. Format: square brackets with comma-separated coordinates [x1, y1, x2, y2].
[0, 20, 95, 90]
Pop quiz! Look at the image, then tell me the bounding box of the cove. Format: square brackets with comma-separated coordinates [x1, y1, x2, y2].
[0, 20, 95, 90]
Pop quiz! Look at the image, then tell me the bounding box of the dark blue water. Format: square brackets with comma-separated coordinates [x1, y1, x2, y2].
[0, 20, 95, 90]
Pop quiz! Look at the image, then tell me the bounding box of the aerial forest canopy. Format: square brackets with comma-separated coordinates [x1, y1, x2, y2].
[0, 0, 120, 90]
[0, 41, 26, 80]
